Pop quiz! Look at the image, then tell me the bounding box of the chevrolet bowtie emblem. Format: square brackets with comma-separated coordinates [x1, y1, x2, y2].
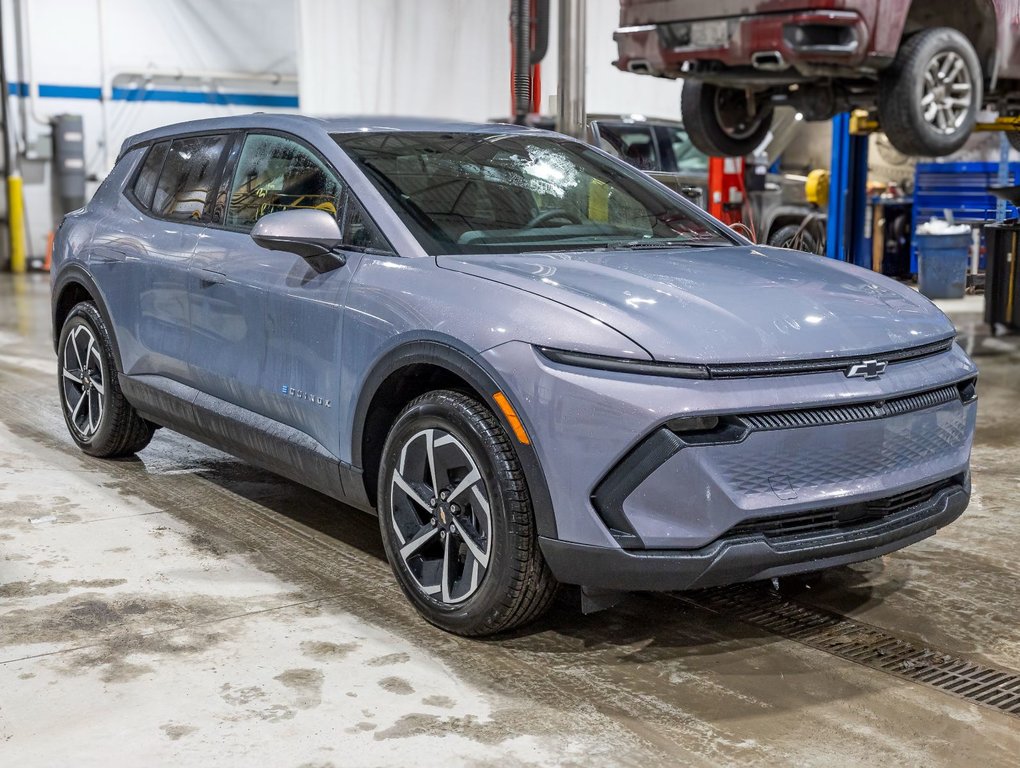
[845, 359, 887, 380]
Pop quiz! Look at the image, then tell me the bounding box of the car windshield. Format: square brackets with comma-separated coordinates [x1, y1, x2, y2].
[333, 131, 737, 255]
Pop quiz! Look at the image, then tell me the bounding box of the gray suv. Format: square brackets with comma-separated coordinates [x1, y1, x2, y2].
[52, 114, 977, 636]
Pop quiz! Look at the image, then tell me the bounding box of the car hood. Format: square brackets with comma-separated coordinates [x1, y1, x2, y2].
[437, 246, 956, 364]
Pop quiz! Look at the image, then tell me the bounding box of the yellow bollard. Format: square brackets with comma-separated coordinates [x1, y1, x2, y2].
[8, 173, 27, 274]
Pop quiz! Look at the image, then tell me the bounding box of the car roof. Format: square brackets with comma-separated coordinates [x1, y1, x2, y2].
[120, 113, 550, 157]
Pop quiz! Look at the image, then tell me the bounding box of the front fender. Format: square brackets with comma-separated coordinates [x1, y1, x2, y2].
[350, 335, 559, 539]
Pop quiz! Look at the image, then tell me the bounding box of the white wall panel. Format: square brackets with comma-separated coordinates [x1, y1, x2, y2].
[298, 0, 511, 121]
[298, 0, 682, 122]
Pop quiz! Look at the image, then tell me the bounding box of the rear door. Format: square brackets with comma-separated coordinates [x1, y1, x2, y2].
[96, 134, 229, 381]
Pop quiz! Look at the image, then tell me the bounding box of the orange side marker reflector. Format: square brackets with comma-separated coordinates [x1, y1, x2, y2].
[492, 392, 531, 445]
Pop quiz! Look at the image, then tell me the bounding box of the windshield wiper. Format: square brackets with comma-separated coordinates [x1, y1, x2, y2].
[619, 238, 731, 249]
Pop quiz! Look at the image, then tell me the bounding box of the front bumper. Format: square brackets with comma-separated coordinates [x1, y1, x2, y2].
[483, 340, 977, 590]
[614, 10, 870, 78]
[540, 482, 969, 591]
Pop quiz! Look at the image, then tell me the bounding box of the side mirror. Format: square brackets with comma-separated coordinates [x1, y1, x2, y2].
[250, 209, 344, 262]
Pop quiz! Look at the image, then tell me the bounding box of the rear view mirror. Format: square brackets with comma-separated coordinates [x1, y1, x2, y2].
[250, 209, 343, 261]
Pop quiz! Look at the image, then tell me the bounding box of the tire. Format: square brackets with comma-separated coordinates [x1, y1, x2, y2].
[378, 390, 556, 636]
[1008, 131, 1020, 152]
[681, 79, 774, 157]
[57, 302, 155, 458]
[768, 223, 818, 253]
[878, 27, 982, 157]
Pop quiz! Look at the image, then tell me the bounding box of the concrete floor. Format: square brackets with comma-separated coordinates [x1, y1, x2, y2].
[1, 272, 1018, 767]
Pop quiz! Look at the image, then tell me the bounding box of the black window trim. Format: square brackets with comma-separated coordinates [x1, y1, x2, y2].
[122, 129, 235, 227]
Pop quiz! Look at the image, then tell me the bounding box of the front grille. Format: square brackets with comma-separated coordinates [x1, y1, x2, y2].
[739, 383, 964, 431]
[706, 337, 954, 378]
[725, 478, 957, 540]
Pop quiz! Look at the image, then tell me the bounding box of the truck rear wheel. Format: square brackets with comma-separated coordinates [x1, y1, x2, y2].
[681, 80, 773, 157]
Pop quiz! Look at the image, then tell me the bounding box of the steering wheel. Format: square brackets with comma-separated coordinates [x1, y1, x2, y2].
[526, 208, 584, 228]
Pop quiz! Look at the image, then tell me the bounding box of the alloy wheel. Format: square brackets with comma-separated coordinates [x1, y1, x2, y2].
[61, 324, 106, 439]
[921, 51, 973, 135]
[390, 428, 492, 605]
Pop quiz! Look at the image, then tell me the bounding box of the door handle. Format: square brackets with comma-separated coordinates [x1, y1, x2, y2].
[198, 269, 226, 287]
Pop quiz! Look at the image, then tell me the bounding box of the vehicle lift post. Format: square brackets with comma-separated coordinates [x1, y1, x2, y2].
[826, 112, 870, 266]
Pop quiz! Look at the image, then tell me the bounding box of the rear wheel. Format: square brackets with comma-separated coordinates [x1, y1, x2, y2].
[57, 302, 154, 457]
[878, 27, 982, 157]
[681, 80, 773, 157]
[378, 390, 556, 636]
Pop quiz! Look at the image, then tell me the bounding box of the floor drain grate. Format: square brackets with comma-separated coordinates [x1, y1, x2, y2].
[676, 585, 1020, 717]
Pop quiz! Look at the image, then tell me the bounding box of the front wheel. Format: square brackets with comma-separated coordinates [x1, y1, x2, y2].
[378, 390, 556, 636]
[878, 27, 982, 157]
[681, 80, 774, 157]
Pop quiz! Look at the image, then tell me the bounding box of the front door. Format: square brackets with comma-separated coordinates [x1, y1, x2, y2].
[188, 132, 383, 457]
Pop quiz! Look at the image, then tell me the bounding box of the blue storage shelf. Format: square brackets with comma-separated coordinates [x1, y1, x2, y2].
[911, 161, 1020, 272]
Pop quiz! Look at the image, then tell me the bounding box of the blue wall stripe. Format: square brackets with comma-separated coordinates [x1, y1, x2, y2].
[7, 81, 297, 108]
[39, 84, 103, 99]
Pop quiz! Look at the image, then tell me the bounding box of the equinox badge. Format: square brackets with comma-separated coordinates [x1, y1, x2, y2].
[845, 360, 887, 380]
[280, 385, 331, 407]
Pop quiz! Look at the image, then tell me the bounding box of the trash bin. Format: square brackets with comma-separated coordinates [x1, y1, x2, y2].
[916, 232, 971, 299]
[984, 222, 1020, 331]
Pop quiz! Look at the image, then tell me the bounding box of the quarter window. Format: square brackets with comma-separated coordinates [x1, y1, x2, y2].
[225, 134, 343, 229]
[132, 141, 169, 208]
[152, 135, 229, 221]
[342, 197, 391, 252]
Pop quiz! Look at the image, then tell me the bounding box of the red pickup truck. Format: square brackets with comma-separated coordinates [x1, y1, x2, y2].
[615, 0, 1020, 157]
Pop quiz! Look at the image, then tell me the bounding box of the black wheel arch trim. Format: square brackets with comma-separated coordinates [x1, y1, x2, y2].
[351, 335, 558, 539]
[51, 265, 124, 373]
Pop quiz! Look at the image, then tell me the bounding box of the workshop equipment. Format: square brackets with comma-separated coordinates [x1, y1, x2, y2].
[985, 186, 1020, 331]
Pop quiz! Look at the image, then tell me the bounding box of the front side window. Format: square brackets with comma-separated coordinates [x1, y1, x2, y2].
[152, 135, 229, 221]
[132, 141, 170, 208]
[335, 131, 735, 255]
[225, 134, 343, 229]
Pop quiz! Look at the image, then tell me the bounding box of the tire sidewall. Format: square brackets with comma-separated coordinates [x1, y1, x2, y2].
[768, 224, 818, 253]
[682, 80, 773, 157]
[378, 395, 521, 634]
[57, 304, 116, 454]
[881, 28, 983, 157]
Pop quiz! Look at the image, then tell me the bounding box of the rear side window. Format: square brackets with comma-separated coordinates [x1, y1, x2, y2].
[225, 134, 343, 229]
[132, 141, 169, 208]
[152, 135, 229, 221]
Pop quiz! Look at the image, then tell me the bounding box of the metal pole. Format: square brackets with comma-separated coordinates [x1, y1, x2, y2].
[555, 0, 585, 139]
[996, 131, 1010, 224]
[0, 0, 26, 274]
